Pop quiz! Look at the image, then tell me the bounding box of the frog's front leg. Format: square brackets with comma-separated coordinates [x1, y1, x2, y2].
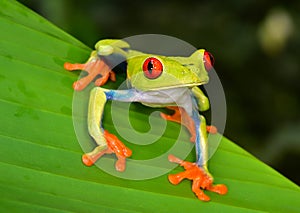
[82, 87, 136, 171]
[64, 39, 130, 91]
[64, 51, 116, 91]
[168, 112, 227, 201]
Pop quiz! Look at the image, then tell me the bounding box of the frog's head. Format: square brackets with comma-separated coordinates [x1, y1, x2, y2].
[127, 49, 214, 91]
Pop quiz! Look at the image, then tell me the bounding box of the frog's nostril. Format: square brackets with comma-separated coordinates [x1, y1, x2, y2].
[203, 51, 214, 71]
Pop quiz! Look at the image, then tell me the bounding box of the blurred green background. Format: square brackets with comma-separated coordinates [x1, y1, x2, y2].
[18, 0, 300, 185]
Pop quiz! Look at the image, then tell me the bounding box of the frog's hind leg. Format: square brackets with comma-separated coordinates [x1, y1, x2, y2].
[167, 112, 228, 201]
[168, 154, 227, 201]
[160, 106, 196, 142]
[160, 107, 217, 142]
[83, 87, 132, 172]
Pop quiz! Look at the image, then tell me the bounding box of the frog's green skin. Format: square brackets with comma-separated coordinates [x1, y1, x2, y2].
[90, 39, 209, 164]
[65, 39, 227, 201]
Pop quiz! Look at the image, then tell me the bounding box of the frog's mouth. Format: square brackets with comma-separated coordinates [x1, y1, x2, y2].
[147, 82, 207, 91]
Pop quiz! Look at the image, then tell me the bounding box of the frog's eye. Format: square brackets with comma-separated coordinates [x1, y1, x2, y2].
[203, 51, 214, 71]
[142, 57, 163, 79]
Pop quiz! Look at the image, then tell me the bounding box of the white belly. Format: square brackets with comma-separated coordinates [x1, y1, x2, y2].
[136, 88, 194, 116]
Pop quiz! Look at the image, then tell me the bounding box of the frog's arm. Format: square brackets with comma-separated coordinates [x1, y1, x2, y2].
[64, 39, 130, 91]
[191, 87, 209, 112]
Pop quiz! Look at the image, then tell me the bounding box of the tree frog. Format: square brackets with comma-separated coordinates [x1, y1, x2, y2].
[64, 39, 227, 201]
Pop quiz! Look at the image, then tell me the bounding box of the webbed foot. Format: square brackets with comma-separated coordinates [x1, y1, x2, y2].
[82, 130, 132, 172]
[168, 155, 227, 201]
[160, 107, 196, 142]
[160, 107, 218, 142]
[64, 57, 115, 91]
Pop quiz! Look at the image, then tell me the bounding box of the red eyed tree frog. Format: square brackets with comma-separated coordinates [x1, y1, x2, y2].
[64, 39, 227, 201]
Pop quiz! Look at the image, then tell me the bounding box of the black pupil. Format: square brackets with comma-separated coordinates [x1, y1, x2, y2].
[147, 61, 153, 74]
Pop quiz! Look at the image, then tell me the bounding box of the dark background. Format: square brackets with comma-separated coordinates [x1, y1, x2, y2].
[18, 0, 300, 185]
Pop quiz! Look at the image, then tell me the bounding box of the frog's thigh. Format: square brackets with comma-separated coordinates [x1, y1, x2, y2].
[88, 87, 107, 147]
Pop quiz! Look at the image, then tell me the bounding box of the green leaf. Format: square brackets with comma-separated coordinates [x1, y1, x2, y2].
[0, 1, 299, 212]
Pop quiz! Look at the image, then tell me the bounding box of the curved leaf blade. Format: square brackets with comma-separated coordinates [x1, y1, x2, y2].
[0, 1, 299, 212]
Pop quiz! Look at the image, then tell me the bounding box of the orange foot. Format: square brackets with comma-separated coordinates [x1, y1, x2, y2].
[168, 155, 227, 201]
[64, 58, 116, 91]
[160, 107, 218, 142]
[82, 130, 132, 172]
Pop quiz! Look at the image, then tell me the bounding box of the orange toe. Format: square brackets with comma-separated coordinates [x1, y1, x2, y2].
[115, 157, 126, 172]
[82, 154, 95, 166]
[207, 184, 228, 195]
[168, 174, 183, 185]
[197, 192, 210, 202]
[206, 125, 218, 134]
[64, 62, 85, 71]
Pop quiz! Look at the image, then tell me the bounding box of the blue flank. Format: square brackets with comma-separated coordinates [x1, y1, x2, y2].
[104, 89, 137, 102]
[191, 94, 203, 166]
[104, 90, 115, 100]
[192, 108, 202, 166]
[100, 90, 116, 130]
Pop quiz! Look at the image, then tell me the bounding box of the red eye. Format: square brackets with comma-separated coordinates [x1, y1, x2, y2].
[203, 51, 215, 71]
[142, 57, 163, 79]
